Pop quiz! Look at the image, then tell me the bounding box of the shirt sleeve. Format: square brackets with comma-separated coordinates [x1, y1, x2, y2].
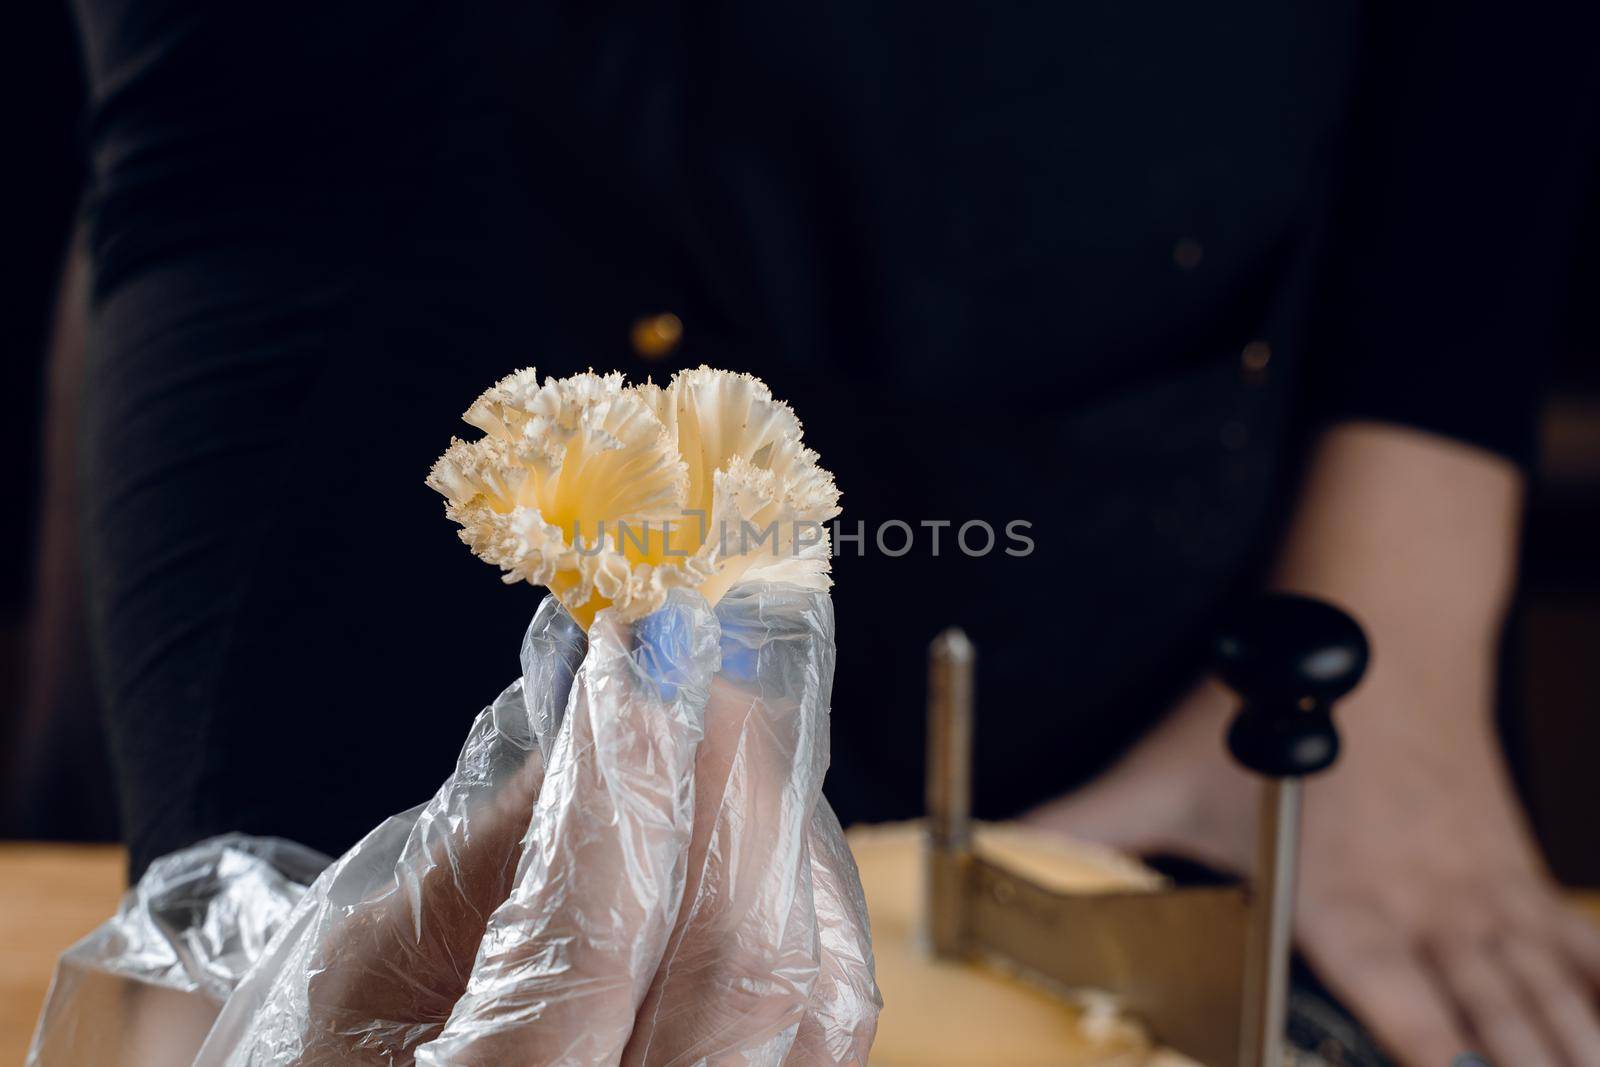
[1310, 0, 1600, 467]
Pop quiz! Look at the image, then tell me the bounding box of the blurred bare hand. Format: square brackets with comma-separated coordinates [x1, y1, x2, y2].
[1025, 678, 1600, 1067]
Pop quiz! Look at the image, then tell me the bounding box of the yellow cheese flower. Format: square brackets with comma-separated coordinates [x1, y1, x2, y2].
[428, 367, 840, 629]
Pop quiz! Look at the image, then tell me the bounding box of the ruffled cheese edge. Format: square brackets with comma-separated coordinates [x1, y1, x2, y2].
[427, 365, 840, 628]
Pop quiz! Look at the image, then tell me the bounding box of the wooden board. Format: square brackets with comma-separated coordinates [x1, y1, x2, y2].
[0, 844, 126, 1066]
[1, 841, 1597, 1066]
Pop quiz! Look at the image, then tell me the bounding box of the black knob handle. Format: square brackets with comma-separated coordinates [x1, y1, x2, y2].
[1215, 593, 1369, 778]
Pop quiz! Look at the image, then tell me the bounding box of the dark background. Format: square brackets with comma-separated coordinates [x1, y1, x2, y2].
[3, 0, 1597, 886]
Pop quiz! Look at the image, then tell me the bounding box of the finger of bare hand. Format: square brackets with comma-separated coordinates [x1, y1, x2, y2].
[1552, 903, 1600, 991]
[1497, 934, 1600, 1066]
[1431, 932, 1561, 1067]
[1301, 903, 1473, 1067]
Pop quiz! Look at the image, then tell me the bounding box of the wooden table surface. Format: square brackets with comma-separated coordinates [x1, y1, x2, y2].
[1, 843, 1596, 1066]
[2, 845, 125, 1066]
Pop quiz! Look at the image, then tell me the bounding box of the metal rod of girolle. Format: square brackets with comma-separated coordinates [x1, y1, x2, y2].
[1216, 593, 1370, 1067]
[926, 628, 975, 957]
[1239, 779, 1302, 1067]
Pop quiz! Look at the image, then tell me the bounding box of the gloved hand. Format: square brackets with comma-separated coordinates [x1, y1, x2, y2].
[611, 584, 878, 1067]
[191, 585, 879, 1066]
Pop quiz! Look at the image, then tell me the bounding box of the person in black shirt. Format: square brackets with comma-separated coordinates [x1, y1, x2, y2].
[53, 0, 1600, 1063]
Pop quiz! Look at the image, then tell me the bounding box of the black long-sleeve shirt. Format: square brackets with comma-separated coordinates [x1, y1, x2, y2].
[63, 0, 1599, 873]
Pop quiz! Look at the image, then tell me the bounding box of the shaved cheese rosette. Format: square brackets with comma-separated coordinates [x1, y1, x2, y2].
[427, 367, 841, 629]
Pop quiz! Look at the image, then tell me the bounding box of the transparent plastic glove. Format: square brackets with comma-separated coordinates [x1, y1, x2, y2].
[417, 584, 883, 1067]
[621, 584, 870, 1067]
[790, 798, 881, 1066]
[193, 590, 714, 1066]
[190, 594, 583, 1064]
[34, 584, 879, 1066]
[25, 836, 330, 1067]
[412, 590, 720, 1065]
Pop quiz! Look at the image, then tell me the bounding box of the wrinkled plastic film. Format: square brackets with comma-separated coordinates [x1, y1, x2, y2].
[793, 798, 883, 1064]
[29, 585, 880, 1066]
[522, 593, 588, 763]
[195, 605, 577, 1065]
[621, 585, 835, 1066]
[25, 835, 330, 1067]
[414, 589, 720, 1064]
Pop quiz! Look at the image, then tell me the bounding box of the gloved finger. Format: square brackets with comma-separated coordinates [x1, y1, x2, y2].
[374, 597, 587, 989]
[622, 584, 835, 1066]
[417, 589, 720, 1067]
[200, 689, 538, 1064]
[523, 591, 591, 757]
[197, 597, 585, 1065]
[787, 799, 882, 1066]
